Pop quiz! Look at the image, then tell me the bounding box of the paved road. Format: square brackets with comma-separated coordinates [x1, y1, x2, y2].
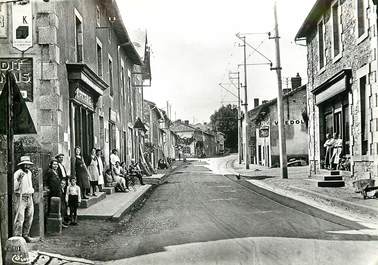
[102, 160, 378, 265]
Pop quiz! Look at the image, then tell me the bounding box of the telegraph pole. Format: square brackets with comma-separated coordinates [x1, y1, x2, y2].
[272, 1, 288, 178]
[242, 36, 250, 169]
[228, 72, 242, 164]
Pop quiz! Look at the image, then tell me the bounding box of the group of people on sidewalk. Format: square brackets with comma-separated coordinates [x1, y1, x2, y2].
[323, 132, 349, 170]
[12, 147, 146, 242]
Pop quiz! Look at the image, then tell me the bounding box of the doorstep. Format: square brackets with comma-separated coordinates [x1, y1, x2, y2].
[77, 185, 152, 221]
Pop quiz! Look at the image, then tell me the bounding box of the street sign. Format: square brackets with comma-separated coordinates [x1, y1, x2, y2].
[0, 3, 8, 38]
[0, 71, 36, 135]
[0, 58, 33, 101]
[12, 1, 32, 51]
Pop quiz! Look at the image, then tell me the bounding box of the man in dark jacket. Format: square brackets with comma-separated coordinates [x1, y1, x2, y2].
[56, 153, 68, 185]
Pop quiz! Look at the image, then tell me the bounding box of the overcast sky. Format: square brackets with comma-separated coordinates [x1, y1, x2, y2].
[117, 0, 315, 123]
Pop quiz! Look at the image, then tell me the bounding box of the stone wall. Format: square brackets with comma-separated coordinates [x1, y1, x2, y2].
[306, 0, 378, 178]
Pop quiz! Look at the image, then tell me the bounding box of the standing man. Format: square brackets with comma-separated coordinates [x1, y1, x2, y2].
[96, 149, 105, 192]
[13, 156, 35, 242]
[56, 153, 68, 185]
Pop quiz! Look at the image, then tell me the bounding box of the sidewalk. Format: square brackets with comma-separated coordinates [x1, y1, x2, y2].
[224, 155, 378, 225]
[77, 184, 152, 221]
[143, 160, 184, 185]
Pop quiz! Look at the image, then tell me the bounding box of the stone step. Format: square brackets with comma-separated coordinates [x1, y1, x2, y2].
[330, 170, 340, 176]
[324, 175, 343, 181]
[79, 192, 106, 208]
[102, 186, 115, 195]
[317, 180, 345, 188]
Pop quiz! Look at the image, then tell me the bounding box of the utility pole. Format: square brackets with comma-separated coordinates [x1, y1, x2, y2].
[229, 72, 242, 164]
[272, 1, 288, 178]
[242, 36, 250, 169]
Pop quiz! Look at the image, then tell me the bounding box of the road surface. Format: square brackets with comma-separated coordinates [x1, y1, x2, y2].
[101, 159, 378, 265]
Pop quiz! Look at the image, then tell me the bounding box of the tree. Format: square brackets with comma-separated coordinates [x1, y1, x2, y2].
[210, 104, 238, 152]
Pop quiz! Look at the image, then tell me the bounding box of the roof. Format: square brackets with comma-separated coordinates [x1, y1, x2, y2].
[248, 84, 307, 118]
[102, 0, 143, 65]
[295, 0, 332, 40]
[143, 99, 164, 119]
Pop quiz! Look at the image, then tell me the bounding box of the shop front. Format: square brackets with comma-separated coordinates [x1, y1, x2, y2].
[313, 70, 351, 169]
[67, 64, 108, 159]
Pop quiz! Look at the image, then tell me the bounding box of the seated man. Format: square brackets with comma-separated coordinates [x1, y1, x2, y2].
[128, 159, 145, 185]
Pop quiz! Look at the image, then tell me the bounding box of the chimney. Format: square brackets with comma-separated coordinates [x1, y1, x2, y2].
[184, 120, 189, 125]
[254, 98, 260, 108]
[291, 73, 302, 89]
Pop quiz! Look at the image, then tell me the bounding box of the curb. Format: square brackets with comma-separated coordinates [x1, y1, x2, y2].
[225, 175, 367, 230]
[291, 186, 378, 217]
[111, 185, 153, 221]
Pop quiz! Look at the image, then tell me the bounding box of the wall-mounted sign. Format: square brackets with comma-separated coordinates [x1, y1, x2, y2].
[12, 2, 32, 51]
[273, 119, 305, 126]
[259, 127, 269, 138]
[0, 58, 33, 101]
[74, 87, 94, 109]
[0, 3, 8, 38]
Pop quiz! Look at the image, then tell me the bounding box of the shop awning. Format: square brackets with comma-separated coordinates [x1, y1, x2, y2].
[312, 69, 352, 105]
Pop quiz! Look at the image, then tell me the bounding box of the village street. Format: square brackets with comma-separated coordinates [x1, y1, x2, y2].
[30, 158, 378, 265]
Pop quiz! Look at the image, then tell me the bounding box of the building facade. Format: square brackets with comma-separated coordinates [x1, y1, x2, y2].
[296, 0, 378, 179]
[0, 0, 149, 240]
[251, 85, 308, 167]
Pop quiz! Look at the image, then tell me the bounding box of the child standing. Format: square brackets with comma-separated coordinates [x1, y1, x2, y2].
[65, 177, 81, 225]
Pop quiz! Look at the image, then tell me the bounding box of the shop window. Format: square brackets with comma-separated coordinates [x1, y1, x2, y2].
[357, 0, 366, 38]
[360, 76, 368, 155]
[318, 19, 325, 69]
[332, 1, 342, 58]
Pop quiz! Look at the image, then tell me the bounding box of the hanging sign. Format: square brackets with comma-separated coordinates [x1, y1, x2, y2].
[0, 3, 8, 38]
[0, 58, 33, 101]
[12, 2, 32, 51]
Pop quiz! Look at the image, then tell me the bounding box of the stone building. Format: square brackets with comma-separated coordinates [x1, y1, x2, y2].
[249, 85, 308, 167]
[295, 0, 378, 179]
[0, 0, 150, 241]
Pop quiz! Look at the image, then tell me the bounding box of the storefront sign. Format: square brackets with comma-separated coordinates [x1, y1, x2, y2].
[0, 58, 33, 101]
[74, 88, 94, 109]
[0, 3, 8, 38]
[273, 119, 305, 126]
[12, 2, 32, 51]
[259, 127, 269, 138]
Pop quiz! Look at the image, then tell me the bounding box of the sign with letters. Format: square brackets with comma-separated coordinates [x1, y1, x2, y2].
[12, 2, 32, 51]
[0, 3, 8, 38]
[273, 119, 305, 126]
[0, 58, 33, 101]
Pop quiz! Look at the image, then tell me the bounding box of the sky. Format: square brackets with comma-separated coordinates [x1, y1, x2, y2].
[117, 0, 315, 123]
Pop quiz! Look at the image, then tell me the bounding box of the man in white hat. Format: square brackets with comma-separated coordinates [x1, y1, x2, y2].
[14, 156, 35, 242]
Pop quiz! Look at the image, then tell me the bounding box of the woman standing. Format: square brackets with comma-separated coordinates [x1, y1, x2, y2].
[87, 148, 99, 196]
[44, 159, 61, 214]
[331, 133, 343, 170]
[74, 146, 90, 199]
[323, 133, 335, 169]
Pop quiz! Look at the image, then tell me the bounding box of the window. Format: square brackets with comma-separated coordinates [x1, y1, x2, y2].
[360, 76, 368, 155]
[75, 10, 83, 62]
[108, 56, 113, 96]
[96, 5, 100, 26]
[96, 39, 102, 77]
[357, 0, 366, 38]
[318, 19, 325, 70]
[332, 1, 342, 58]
